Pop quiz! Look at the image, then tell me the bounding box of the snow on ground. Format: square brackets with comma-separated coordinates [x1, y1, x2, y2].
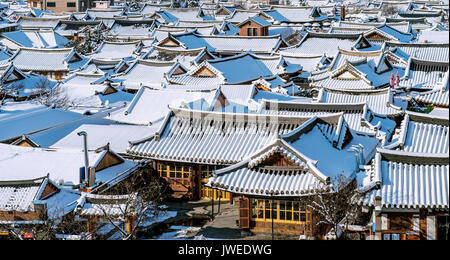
[156, 225, 201, 240]
[139, 210, 178, 228]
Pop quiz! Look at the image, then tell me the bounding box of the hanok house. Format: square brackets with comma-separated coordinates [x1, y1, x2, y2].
[8, 47, 88, 80]
[205, 114, 379, 237]
[0, 143, 138, 191]
[54, 20, 107, 41]
[399, 58, 449, 92]
[0, 176, 59, 239]
[359, 111, 449, 240]
[413, 70, 449, 109]
[126, 107, 377, 204]
[237, 16, 271, 37]
[74, 193, 138, 240]
[259, 99, 397, 140]
[0, 63, 58, 101]
[156, 31, 284, 56]
[360, 149, 448, 240]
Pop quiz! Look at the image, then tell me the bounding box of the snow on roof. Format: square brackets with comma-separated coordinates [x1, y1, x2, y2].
[414, 86, 449, 108]
[127, 107, 348, 165]
[386, 42, 449, 63]
[108, 19, 155, 37]
[54, 20, 104, 37]
[0, 64, 58, 98]
[59, 73, 134, 108]
[401, 58, 449, 91]
[44, 187, 81, 220]
[0, 106, 85, 142]
[1, 30, 70, 49]
[51, 124, 159, 154]
[270, 6, 327, 23]
[9, 47, 86, 72]
[112, 59, 176, 90]
[160, 7, 206, 22]
[200, 34, 282, 54]
[0, 177, 45, 212]
[362, 149, 448, 209]
[335, 21, 413, 35]
[168, 52, 288, 85]
[280, 32, 361, 56]
[0, 143, 137, 186]
[18, 16, 68, 29]
[107, 86, 220, 125]
[317, 87, 406, 116]
[260, 100, 396, 137]
[417, 30, 449, 44]
[75, 192, 137, 217]
[286, 119, 378, 177]
[207, 114, 379, 197]
[391, 111, 449, 155]
[238, 15, 271, 27]
[87, 9, 125, 19]
[166, 31, 282, 54]
[310, 50, 406, 91]
[92, 41, 140, 61]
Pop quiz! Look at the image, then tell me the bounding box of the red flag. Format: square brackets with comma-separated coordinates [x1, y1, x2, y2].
[390, 73, 394, 88]
[395, 71, 400, 86]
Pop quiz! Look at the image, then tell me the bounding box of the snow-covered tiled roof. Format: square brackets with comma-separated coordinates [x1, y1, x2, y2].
[75, 193, 136, 217]
[54, 20, 105, 37]
[385, 42, 449, 63]
[9, 47, 83, 72]
[111, 59, 177, 89]
[127, 107, 345, 165]
[280, 32, 362, 56]
[167, 51, 282, 85]
[163, 30, 283, 54]
[17, 16, 69, 29]
[50, 124, 159, 154]
[207, 114, 380, 197]
[393, 111, 449, 155]
[400, 58, 449, 90]
[0, 143, 138, 186]
[208, 161, 327, 197]
[316, 87, 406, 116]
[108, 19, 156, 37]
[260, 100, 396, 137]
[0, 30, 70, 49]
[362, 149, 448, 209]
[0, 177, 45, 212]
[414, 88, 449, 108]
[92, 40, 141, 61]
[0, 106, 85, 142]
[335, 21, 414, 35]
[107, 86, 220, 125]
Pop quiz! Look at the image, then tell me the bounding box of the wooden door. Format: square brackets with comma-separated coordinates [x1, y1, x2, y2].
[239, 197, 250, 229]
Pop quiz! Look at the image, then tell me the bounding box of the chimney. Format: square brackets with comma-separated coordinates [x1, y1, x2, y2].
[341, 6, 346, 21]
[77, 131, 89, 185]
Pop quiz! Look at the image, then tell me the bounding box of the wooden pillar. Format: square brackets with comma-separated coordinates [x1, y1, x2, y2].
[190, 164, 200, 200]
[218, 191, 221, 214]
[211, 196, 215, 218]
[419, 209, 427, 240]
[374, 196, 382, 240]
[271, 197, 274, 240]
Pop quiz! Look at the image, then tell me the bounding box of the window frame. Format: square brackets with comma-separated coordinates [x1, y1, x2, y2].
[251, 199, 310, 224]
